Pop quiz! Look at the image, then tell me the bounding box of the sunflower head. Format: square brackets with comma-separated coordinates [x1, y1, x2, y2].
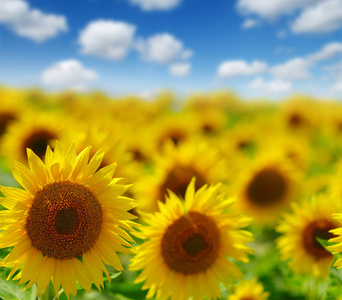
[133, 138, 228, 213]
[276, 195, 340, 279]
[234, 152, 300, 225]
[0, 142, 137, 299]
[130, 178, 253, 300]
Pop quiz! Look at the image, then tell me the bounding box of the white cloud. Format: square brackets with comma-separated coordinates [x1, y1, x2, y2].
[0, 0, 67, 42]
[307, 42, 342, 62]
[270, 58, 311, 80]
[41, 59, 98, 90]
[241, 18, 260, 29]
[78, 20, 136, 60]
[136, 33, 191, 64]
[169, 63, 191, 77]
[125, 0, 182, 11]
[250, 77, 292, 93]
[236, 0, 317, 20]
[217, 60, 267, 78]
[291, 0, 342, 34]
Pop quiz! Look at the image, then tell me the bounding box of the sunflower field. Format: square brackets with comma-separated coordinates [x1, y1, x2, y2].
[1, 86, 342, 300]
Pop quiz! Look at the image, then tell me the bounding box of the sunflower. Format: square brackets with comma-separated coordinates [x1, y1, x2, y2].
[0, 142, 137, 298]
[227, 278, 270, 300]
[133, 138, 228, 213]
[130, 178, 253, 300]
[0, 87, 25, 140]
[276, 195, 339, 278]
[278, 95, 320, 135]
[148, 111, 196, 151]
[1, 111, 69, 164]
[234, 152, 300, 225]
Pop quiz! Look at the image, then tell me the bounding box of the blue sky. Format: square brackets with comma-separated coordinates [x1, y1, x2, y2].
[1, 0, 342, 100]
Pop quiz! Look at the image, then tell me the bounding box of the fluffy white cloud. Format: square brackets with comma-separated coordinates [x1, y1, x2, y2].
[169, 63, 191, 77]
[0, 0, 67, 42]
[136, 33, 191, 64]
[241, 18, 260, 29]
[125, 0, 182, 11]
[250, 77, 292, 93]
[236, 0, 316, 20]
[41, 59, 98, 90]
[78, 20, 136, 60]
[291, 0, 342, 34]
[270, 58, 311, 80]
[307, 42, 342, 62]
[217, 60, 267, 78]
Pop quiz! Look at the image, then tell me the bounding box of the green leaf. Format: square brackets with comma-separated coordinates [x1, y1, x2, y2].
[0, 277, 37, 300]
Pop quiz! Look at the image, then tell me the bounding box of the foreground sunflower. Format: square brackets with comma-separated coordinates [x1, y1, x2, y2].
[276, 195, 339, 279]
[326, 214, 342, 270]
[130, 178, 253, 300]
[0, 143, 137, 298]
[228, 278, 270, 300]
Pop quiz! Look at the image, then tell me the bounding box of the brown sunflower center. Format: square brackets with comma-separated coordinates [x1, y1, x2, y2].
[161, 211, 220, 275]
[159, 166, 207, 201]
[302, 219, 336, 259]
[246, 168, 287, 206]
[25, 181, 103, 260]
[0, 112, 16, 136]
[23, 129, 58, 159]
[288, 112, 304, 128]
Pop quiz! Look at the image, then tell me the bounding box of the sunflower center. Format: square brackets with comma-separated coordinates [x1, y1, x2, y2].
[302, 219, 336, 259]
[288, 113, 304, 128]
[246, 168, 287, 206]
[23, 129, 57, 159]
[0, 112, 16, 136]
[55, 208, 78, 235]
[159, 166, 207, 201]
[161, 211, 220, 275]
[182, 233, 206, 256]
[26, 181, 103, 260]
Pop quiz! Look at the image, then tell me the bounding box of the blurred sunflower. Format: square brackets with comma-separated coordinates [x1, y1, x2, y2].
[134, 139, 227, 213]
[0, 143, 137, 298]
[278, 96, 320, 135]
[130, 178, 253, 300]
[1, 111, 68, 164]
[0, 87, 25, 140]
[149, 112, 196, 151]
[228, 278, 270, 300]
[189, 107, 227, 136]
[276, 195, 339, 278]
[234, 153, 300, 225]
